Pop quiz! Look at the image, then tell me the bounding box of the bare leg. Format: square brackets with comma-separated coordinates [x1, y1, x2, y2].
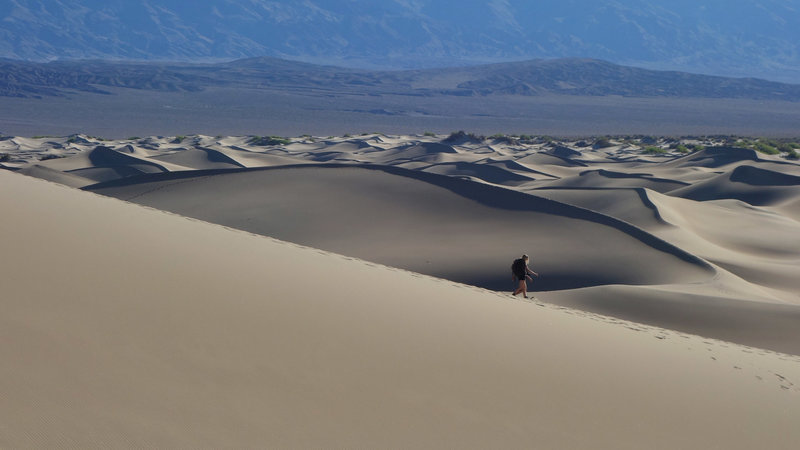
[513, 279, 527, 297]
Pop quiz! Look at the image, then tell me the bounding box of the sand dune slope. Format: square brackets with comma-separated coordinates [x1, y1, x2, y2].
[536, 187, 800, 295]
[542, 169, 690, 192]
[671, 164, 800, 205]
[2, 170, 800, 449]
[5, 134, 800, 358]
[148, 147, 247, 169]
[31, 145, 176, 183]
[17, 164, 97, 188]
[86, 165, 800, 353]
[87, 165, 713, 292]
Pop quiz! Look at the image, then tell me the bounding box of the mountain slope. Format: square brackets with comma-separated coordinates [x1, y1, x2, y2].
[3, 57, 800, 101]
[2, 0, 800, 81]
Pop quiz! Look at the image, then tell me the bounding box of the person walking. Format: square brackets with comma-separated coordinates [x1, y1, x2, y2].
[511, 254, 538, 298]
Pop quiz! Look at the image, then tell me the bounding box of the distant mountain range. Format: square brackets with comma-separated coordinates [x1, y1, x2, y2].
[2, 57, 800, 101]
[2, 0, 800, 82]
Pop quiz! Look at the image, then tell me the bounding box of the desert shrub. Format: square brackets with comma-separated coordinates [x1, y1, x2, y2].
[39, 154, 64, 161]
[786, 149, 799, 159]
[775, 142, 800, 153]
[423, 131, 436, 137]
[692, 144, 705, 152]
[735, 138, 784, 155]
[249, 135, 290, 146]
[761, 138, 784, 149]
[444, 130, 467, 142]
[128, 136, 141, 141]
[444, 130, 485, 143]
[642, 146, 667, 155]
[753, 142, 779, 155]
[675, 144, 690, 153]
[172, 135, 186, 144]
[489, 133, 517, 144]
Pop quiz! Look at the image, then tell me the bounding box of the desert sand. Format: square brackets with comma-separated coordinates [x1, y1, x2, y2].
[2, 133, 800, 447]
[4, 133, 798, 352]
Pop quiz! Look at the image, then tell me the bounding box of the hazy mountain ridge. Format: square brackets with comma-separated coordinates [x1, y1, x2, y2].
[2, 0, 800, 82]
[3, 57, 800, 102]
[0, 59, 216, 97]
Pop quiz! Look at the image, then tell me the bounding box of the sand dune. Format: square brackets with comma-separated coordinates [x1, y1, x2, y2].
[666, 146, 761, 168]
[542, 169, 690, 192]
[4, 133, 800, 358]
[3, 169, 800, 448]
[87, 164, 713, 290]
[543, 284, 800, 355]
[539, 186, 800, 291]
[149, 147, 247, 169]
[774, 195, 800, 220]
[17, 163, 97, 188]
[30, 145, 173, 183]
[420, 161, 536, 184]
[517, 151, 588, 167]
[671, 164, 800, 205]
[376, 141, 459, 158]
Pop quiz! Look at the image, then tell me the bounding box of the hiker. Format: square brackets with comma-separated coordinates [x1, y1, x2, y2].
[511, 254, 538, 298]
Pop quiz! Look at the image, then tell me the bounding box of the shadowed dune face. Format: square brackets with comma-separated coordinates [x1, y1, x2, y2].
[543, 169, 690, 192]
[666, 146, 760, 168]
[24, 145, 172, 183]
[89, 165, 713, 291]
[421, 161, 536, 185]
[671, 164, 800, 205]
[149, 147, 246, 169]
[729, 164, 800, 186]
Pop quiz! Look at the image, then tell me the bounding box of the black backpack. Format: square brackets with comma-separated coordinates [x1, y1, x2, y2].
[511, 258, 526, 277]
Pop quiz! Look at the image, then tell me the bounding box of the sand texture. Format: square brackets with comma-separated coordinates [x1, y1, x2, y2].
[2, 134, 800, 447]
[5, 134, 797, 352]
